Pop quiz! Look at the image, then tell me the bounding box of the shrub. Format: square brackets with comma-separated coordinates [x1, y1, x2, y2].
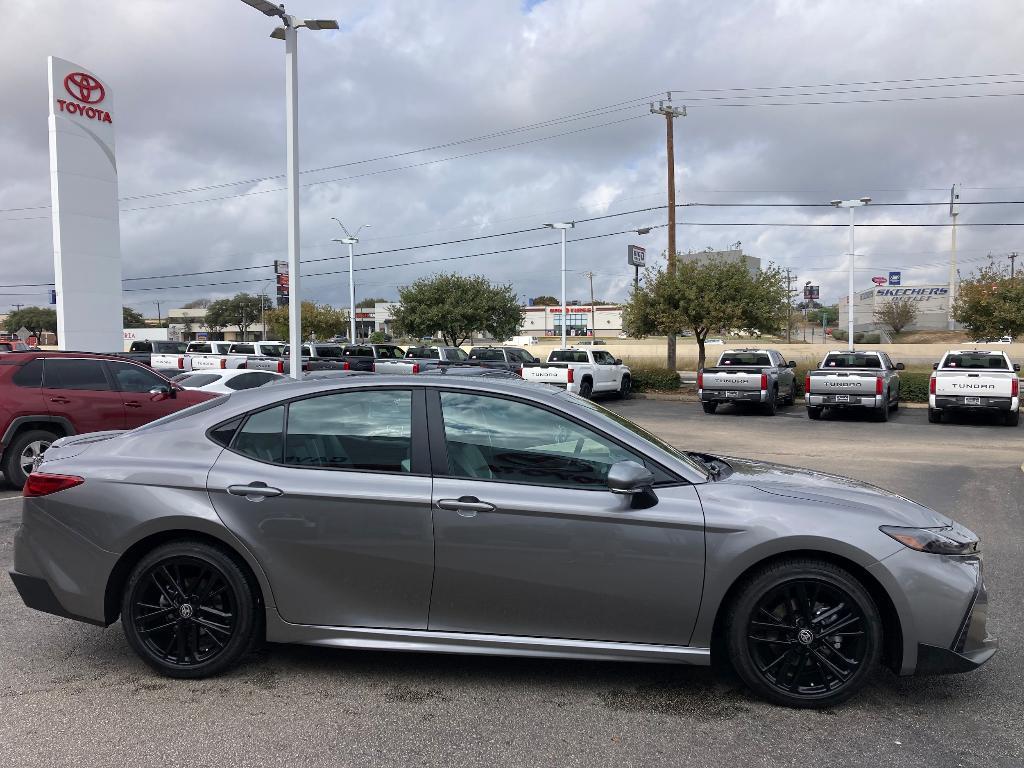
[830, 330, 880, 344]
[899, 372, 931, 403]
[629, 366, 681, 392]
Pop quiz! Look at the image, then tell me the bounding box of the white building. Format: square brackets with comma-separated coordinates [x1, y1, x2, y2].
[838, 284, 953, 332]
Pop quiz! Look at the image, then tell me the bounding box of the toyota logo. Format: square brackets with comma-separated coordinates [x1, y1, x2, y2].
[64, 72, 105, 105]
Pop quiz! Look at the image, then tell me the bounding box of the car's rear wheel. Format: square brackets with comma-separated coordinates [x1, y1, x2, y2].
[726, 559, 881, 708]
[121, 541, 258, 678]
[1006, 409, 1020, 427]
[806, 407, 823, 420]
[2, 429, 58, 489]
[763, 389, 778, 416]
[875, 397, 890, 422]
[784, 385, 796, 406]
[578, 379, 593, 399]
[928, 408, 942, 424]
[702, 402, 718, 414]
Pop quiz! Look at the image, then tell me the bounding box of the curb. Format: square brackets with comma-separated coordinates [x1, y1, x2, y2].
[629, 392, 930, 408]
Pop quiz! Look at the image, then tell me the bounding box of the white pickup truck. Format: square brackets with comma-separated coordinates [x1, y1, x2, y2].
[521, 348, 631, 399]
[152, 341, 283, 372]
[929, 349, 1021, 426]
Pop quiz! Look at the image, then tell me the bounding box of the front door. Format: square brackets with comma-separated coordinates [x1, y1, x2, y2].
[207, 387, 434, 628]
[427, 389, 705, 646]
[105, 360, 186, 428]
[41, 357, 126, 432]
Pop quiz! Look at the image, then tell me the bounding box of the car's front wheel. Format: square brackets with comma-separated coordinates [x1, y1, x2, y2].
[121, 541, 259, 678]
[726, 558, 882, 708]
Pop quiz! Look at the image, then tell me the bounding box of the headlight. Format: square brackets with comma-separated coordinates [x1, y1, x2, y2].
[880, 525, 980, 555]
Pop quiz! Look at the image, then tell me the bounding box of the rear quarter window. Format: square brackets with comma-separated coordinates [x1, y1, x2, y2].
[12, 359, 43, 387]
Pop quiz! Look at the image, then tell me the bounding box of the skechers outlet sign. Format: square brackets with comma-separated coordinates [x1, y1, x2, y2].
[875, 287, 948, 301]
[55, 72, 112, 123]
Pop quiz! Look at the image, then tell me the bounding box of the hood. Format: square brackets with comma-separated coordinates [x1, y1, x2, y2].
[43, 430, 127, 464]
[711, 455, 951, 528]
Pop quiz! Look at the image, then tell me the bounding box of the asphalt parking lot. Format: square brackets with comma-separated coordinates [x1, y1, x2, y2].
[0, 398, 1021, 768]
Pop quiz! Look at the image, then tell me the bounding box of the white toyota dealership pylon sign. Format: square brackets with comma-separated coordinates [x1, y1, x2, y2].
[48, 56, 123, 351]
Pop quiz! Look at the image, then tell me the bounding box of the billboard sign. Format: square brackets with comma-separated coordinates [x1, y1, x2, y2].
[803, 284, 820, 301]
[872, 276, 887, 286]
[888, 271, 901, 286]
[48, 56, 123, 352]
[627, 245, 646, 267]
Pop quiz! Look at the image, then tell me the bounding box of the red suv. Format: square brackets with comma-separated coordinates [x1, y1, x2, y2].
[0, 352, 217, 488]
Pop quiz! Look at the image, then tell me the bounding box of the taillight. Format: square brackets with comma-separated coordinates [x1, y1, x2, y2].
[760, 373, 768, 390]
[371, 362, 376, 372]
[929, 376, 936, 395]
[805, 375, 811, 392]
[343, 361, 351, 371]
[177, 356, 185, 369]
[875, 376, 883, 395]
[219, 359, 227, 369]
[697, 371, 703, 389]
[24, 473, 83, 498]
[276, 360, 284, 374]
[1012, 377, 1019, 397]
[517, 367, 523, 377]
[412, 363, 420, 374]
[567, 368, 574, 384]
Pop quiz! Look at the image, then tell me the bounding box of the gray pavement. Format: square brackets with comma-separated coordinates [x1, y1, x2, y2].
[0, 400, 1022, 767]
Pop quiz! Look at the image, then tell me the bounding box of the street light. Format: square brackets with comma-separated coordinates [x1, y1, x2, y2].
[238, 0, 339, 378]
[332, 219, 370, 343]
[545, 222, 575, 348]
[830, 197, 871, 351]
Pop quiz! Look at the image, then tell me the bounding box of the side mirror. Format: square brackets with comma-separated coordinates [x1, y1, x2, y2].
[896, 362, 905, 371]
[149, 384, 176, 399]
[932, 362, 939, 370]
[787, 360, 797, 368]
[607, 460, 655, 495]
[614, 358, 623, 365]
[1014, 363, 1021, 372]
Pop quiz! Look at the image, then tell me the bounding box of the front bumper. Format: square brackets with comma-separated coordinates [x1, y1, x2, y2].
[806, 393, 882, 408]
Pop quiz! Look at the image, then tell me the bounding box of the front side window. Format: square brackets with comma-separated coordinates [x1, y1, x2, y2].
[43, 359, 111, 391]
[439, 392, 639, 489]
[593, 351, 616, 365]
[449, 348, 469, 361]
[108, 361, 167, 393]
[285, 390, 412, 472]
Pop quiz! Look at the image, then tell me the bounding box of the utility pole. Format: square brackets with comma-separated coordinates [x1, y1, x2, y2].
[948, 184, 960, 330]
[583, 271, 597, 337]
[1010, 251, 1018, 279]
[784, 270, 796, 343]
[153, 301, 162, 327]
[651, 94, 686, 370]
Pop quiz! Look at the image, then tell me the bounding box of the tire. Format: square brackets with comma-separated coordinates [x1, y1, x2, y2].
[1006, 410, 1020, 427]
[2, 428, 58, 489]
[725, 558, 882, 708]
[784, 384, 796, 406]
[702, 402, 718, 415]
[875, 397, 890, 422]
[121, 541, 259, 679]
[928, 408, 942, 424]
[806, 407, 823, 421]
[616, 375, 631, 399]
[578, 378, 593, 399]
[763, 389, 778, 416]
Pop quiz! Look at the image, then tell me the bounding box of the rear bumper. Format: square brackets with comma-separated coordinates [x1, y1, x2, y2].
[806, 394, 882, 408]
[8, 570, 105, 626]
[931, 395, 1017, 412]
[699, 389, 766, 403]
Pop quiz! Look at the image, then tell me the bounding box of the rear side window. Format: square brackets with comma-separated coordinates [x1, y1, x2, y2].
[208, 417, 242, 448]
[225, 372, 275, 390]
[43, 359, 111, 390]
[12, 359, 43, 387]
[232, 406, 285, 464]
[177, 374, 222, 387]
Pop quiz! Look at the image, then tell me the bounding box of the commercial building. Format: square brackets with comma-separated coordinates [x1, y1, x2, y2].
[520, 305, 624, 337]
[680, 248, 760, 276]
[838, 284, 953, 333]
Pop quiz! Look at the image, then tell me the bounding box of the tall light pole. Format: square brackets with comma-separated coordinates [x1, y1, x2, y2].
[545, 222, 575, 348]
[948, 184, 960, 330]
[830, 197, 871, 352]
[332, 219, 370, 343]
[238, 0, 338, 378]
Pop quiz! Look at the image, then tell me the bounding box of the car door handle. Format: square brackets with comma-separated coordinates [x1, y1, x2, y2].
[125, 401, 143, 408]
[437, 497, 495, 517]
[49, 397, 70, 404]
[227, 483, 283, 500]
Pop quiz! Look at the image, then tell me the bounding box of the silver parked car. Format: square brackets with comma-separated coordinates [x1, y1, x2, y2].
[9, 377, 995, 707]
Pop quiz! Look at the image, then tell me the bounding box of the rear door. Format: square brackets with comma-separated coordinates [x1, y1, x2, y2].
[41, 358, 126, 432]
[207, 386, 434, 628]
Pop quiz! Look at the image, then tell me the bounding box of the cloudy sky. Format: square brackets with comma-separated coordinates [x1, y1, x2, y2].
[2, 0, 1023, 316]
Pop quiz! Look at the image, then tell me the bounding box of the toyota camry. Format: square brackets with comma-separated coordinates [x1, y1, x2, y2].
[9, 376, 996, 707]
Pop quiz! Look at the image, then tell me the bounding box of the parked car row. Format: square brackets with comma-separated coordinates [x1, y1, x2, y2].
[699, 346, 1020, 426]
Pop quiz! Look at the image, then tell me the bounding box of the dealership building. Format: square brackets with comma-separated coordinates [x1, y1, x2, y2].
[838, 284, 954, 332]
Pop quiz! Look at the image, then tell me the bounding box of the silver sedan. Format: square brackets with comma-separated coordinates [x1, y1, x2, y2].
[9, 376, 996, 707]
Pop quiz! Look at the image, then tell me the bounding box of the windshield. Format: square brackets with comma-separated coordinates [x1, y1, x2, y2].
[942, 353, 1008, 370]
[558, 393, 707, 477]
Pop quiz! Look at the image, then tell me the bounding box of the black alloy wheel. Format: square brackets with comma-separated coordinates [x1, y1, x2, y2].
[727, 559, 881, 708]
[578, 379, 593, 399]
[617, 375, 631, 399]
[702, 402, 718, 414]
[122, 542, 258, 678]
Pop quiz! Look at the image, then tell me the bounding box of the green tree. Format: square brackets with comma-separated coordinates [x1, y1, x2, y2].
[622, 257, 788, 370]
[873, 296, 919, 335]
[263, 301, 349, 341]
[357, 296, 388, 308]
[391, 273, 522, 346]
[122, 306, 148, 328]
[206, 293, 265, 341]
[953, 261, 1024, 339]
[530, 295, 559, 306]
[4, 307, 58, 337]
[182, 298, 212, 309]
